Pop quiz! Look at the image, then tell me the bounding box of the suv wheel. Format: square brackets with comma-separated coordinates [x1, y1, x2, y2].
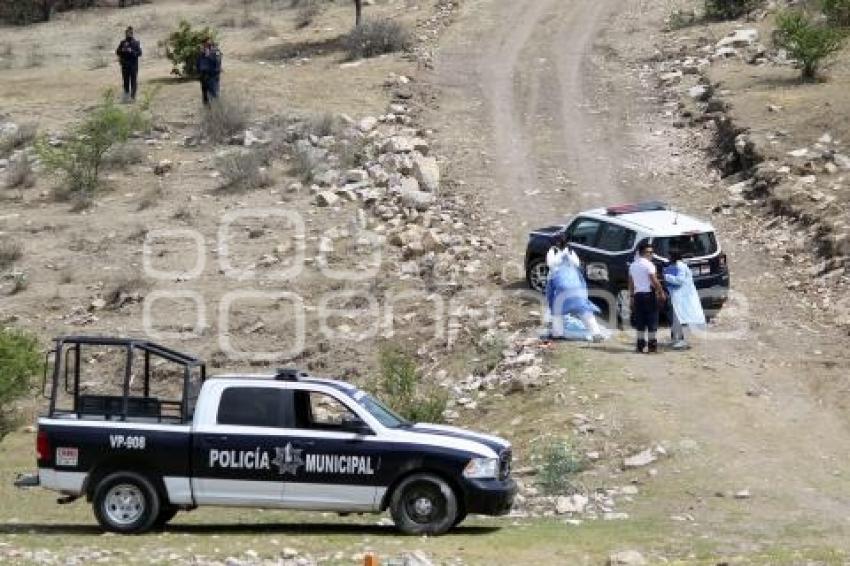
[526, 259, 549, 293]
[93, 472, 161, 534]
[390, 473, 458, 536]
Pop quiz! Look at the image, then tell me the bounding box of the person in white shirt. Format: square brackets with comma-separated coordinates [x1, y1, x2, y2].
[628, 241, 667, 353]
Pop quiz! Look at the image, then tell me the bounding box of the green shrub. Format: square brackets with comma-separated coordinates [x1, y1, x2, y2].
[0, 328, 41, 440]
[537, 439, 585, 495]
[374, 347, 447, 424]
[36, 90, 151, 205]
[775, 9, 847, 81]
[823, 0, 850, 27]
[343, 18, 411, 60]
[160, 20, 217, 77]
[704, 0, 763, 20]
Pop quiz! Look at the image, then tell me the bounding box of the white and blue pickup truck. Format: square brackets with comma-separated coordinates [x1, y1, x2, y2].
[16, 336, 516, 535]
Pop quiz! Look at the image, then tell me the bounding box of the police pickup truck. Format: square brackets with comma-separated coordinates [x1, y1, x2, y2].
[16, 336, 515, 535]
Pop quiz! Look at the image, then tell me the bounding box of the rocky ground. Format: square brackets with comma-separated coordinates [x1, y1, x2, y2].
[1, 0, 850, 564]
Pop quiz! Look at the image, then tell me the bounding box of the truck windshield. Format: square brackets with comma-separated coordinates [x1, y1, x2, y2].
[653, 232, 717, 259]
[356, 394, 410, 428]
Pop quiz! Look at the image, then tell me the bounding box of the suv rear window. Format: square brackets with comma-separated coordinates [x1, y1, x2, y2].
[653, 232, 718, 259]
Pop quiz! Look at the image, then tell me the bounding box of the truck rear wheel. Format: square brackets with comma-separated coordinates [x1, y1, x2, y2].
[93, 472, 161, 534]
[390, 473, 458, 536]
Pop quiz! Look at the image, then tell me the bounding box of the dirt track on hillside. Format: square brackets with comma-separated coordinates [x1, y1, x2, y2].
[429, 0, 850, 552]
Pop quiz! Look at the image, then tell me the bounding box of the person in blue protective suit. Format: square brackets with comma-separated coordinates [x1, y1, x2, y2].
[545, 243, 606, 342]
[663, 249, 706, 350]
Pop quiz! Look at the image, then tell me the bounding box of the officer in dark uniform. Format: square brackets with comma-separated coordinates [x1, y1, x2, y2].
[116, 26, 142, 103]
[197, 38, 222, 106]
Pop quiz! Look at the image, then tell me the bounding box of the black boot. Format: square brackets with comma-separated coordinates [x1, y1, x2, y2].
[636, 339, 646, 353]
[648, 339, 658, 353]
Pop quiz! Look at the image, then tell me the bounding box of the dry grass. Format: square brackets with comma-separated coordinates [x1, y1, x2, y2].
[4, 153, 36, 191]
[104, 275, 147, 309]
[295, 0, 321, 29]
[200, 93, 253, 143]
[0, 239, 23, 271]
[215, 150, 273, 191]
[137, 181, 164, 211]
[103, 143, 145, 169]
[0, 122, 38, 158]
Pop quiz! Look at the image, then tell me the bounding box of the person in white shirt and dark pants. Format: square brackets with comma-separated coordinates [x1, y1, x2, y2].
[628, 241, 667, 353]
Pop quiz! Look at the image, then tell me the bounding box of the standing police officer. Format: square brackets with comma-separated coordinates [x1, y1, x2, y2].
[197, 38, 222, 106]
[116, 26, 142, 103]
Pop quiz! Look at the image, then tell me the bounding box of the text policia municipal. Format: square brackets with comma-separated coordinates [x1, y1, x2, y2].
[209, 447, 376, 475]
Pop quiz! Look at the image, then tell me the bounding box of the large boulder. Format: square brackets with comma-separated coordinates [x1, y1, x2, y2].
[413, 155, 440, 192]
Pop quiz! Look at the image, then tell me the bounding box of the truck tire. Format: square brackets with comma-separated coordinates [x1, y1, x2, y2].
[390, 473, 458, 536]
[92, 472, 161, 534]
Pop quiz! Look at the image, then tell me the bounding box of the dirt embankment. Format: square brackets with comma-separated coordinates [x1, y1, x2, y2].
[653, 0, 850, 331]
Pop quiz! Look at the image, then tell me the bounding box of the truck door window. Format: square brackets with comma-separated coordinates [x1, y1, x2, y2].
[596, 224, 636, 252]
[217, 387, 288, 427]
[567, 218, 601, 247]
[295, 391, 363, 431]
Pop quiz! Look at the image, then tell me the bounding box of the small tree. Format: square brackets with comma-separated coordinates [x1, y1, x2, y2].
[0, 328, 42, 441]
[354, 0, 362, 26]
[36, 90, 150, 205]
[373, 346, 447, 423]
[775, 9, 847, 81]
[160, 20, 216, 77]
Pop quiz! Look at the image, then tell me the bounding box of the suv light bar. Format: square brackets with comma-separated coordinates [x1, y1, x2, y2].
[605, 201, 668, 216]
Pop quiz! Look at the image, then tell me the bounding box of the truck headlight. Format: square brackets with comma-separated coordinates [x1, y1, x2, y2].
[463, 457, 499, 479]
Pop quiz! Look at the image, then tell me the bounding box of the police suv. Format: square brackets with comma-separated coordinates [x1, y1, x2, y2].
[525, 201, 730, 322]
[16, 336, 515, 535]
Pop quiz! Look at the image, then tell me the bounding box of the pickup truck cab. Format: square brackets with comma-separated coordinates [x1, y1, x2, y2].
[18, 336, 515, 535]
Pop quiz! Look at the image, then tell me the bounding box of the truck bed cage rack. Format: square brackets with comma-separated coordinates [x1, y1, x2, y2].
[44, 336, 206, 424]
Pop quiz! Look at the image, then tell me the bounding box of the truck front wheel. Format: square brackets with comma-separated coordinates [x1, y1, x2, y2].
[92, 472, 161, 534]
[390, 473, 458, 536]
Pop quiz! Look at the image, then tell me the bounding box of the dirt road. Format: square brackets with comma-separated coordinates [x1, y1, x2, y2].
[430, 0, 850, 554]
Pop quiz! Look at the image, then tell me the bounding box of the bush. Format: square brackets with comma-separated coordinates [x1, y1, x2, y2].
[0, 328, 42, 440]
[823, 0, 850, 27]
[4, 153, 36, 191]
[0, 122, 38, 158]
[775, 9, 847, 81]
[215, 150, 272, 191]
[704, 0, 763, 20]
[161, 20, 217, 77]
[201, 94, 252, 143]
[537, 439, 585, 495]
[374, 347, 447, 424]
[103, 143, 145, 169]
[0, 239, 23, 270]
[344, 18, 411, 60]
[36, 90, 151, 205]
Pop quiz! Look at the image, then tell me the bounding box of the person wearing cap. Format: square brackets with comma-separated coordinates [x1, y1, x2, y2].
[116, 26, 142, 103]
[197, 37, 222, 105]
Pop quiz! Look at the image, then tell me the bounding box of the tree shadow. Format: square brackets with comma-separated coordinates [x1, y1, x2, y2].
[147, 76, 195, 86]
[253, 35, 349, 63]
[0, 522, 501, 537]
